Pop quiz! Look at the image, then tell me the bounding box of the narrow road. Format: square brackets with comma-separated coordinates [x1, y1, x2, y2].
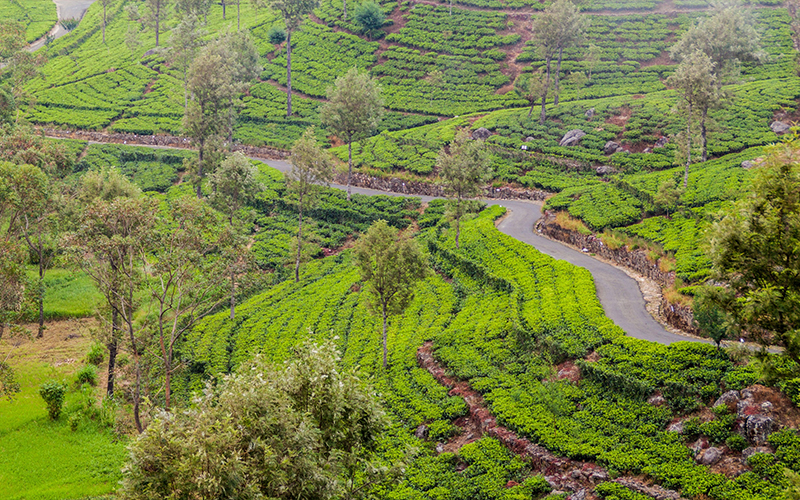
[258, 158, 695, 345]
[28, 0, 96, 52]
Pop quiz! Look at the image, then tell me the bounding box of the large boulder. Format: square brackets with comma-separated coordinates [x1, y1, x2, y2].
[559, 129, 586, 147]
[745, 415, 775, 445]
[596, 165, 617, 176]
[771, 121, 791, 135]
[714, 390, 741, 412]
[654, 136, 669, 148]
[741, 160, 756, 169]
[603, 141, 621, 154]
[415, 424, 429, 440]
[698, 447, 723, 465]
[472, 127, 491, 140]
[585, 108, 595, 119]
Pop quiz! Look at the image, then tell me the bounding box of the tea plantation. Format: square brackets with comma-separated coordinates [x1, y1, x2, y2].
[3, 0, 800, 497]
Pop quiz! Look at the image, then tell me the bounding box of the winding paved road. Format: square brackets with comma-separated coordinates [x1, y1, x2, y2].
[258, 158, 697, 345]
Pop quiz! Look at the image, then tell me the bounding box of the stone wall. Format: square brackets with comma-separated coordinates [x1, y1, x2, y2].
[336, 171, 549, 201]
[537, 213, 700, 335]
[40, 128, 290, 160]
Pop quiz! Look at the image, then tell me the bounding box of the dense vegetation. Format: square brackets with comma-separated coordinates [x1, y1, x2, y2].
[2, 0, 800, 497]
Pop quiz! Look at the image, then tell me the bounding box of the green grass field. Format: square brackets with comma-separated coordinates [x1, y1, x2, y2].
[0, 327, 127, 500]
[26, 268, 104, 321]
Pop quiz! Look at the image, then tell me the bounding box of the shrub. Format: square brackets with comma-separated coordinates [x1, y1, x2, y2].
[86, 343, 104, 366]
[267, 26, 286, 45]
[39, 380, 67, 420]
[726, 434, 749, 452]
[354, 2, 385, 38]
[75, 365, 98, 387]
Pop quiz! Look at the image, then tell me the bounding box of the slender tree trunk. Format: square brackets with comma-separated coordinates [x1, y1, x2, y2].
[197, 138, 205, 198]
[540, 56, 551, 125]
[133, 354, 142, 432]
[230, 267, 235, 319]
[449, 0, 452, 15]
[155, 9, 160, 47]
[295, 205, 303, 282]
[107, 304, 119, 397]
[701, 104, 708, 162]
[286, 30, 293, 117]
[455, 196, 461, 249]
[344, 0, 347, 20]
[528, 99, 535, 119]
[0, 323, 4, 340]
[554, 46, 563, 106]
[228, 98, 234, 144]
[237, 0, 240, 30]
[684, 102, 692, 189]
[102, 5, 107, 43]
[37, 249, 44, 338]
[381, 303, 388, 369]
[164, 358, 171, 411]
[222, 0, 226, 19]
[347, 140, 353, 201]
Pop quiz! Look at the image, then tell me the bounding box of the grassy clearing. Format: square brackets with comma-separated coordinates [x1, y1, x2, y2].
[26, 268, 103, 320]
[0, 320, 127, 500]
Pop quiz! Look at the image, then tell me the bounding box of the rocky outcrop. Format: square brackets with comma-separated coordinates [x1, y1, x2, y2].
[472, 127, 492, 140]
[603, 140, 623, 154]
[654, 136, 669, 148]
[585, 108, 595, 119]
[614, 477, 688, 500]
[745, 415, 775, 446]
[698, 447, 723, 465]
[770, 121, 791, 135]
[596, 165, 617, 176]
[559, 129, 586, 147]
[335, 172, 548, 201]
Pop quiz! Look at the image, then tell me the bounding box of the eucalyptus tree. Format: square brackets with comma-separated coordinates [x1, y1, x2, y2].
[666, 50, 720, 187]
[355, 220, 427, 369]
[320, 67, 384, 201]
[207, 151, 263, 318]
[670, 0, 765, 161]
[286, 128, 333, 282]
[266, 0, 319, 116]
[437, 130, 492, 249]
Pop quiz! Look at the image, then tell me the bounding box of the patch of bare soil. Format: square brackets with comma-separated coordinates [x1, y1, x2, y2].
[640, 51, 673, 68]
[774, 100, 800, 125]
[7, 318, 98, 363]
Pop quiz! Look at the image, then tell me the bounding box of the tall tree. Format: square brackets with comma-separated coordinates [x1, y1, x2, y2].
[100, 0, 112, 43]
[550, 0, 585, 106]
[286, 128, 334, 282]
[516, 69, 548, 119]
[706, 134, 800, 380]
[319, 67, 384, 201]
[69, 193, 155, 412]
[355, 220, 427, 369]
[1, 163, 56, 339]
[168, 15, 206, 107]
[120, 340, 388, 500]
[183, 32, 260, 197]
[670, 0, 765, 162]
[145, 0, 171, 47]
[666, 50, 720, 187]
[266, 0, 319, 116]
[144, 197, 229, 410]
[207, 151, 263, 318]
[531, 7, 558, 124]
[437, 130, 492, 249]
[0, 239, 27, 340]
[584, 43, 601, 81]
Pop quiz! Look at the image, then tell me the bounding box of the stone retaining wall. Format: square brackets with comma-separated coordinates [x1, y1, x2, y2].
[337, 171, 549, 201]
[40, 128, 290, 160]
